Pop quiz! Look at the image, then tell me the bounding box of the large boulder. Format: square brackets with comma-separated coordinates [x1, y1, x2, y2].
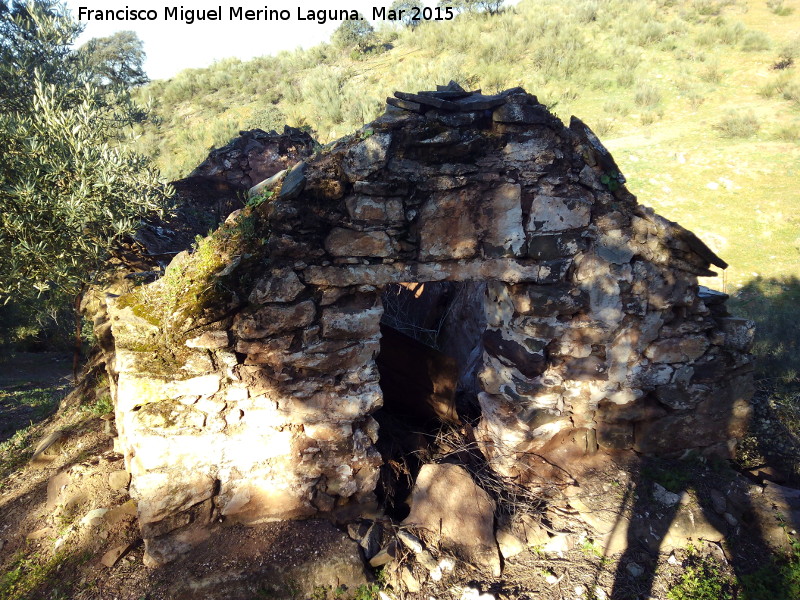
[403, 463, 501, 576]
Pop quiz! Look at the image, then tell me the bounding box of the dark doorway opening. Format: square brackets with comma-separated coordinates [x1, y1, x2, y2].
[373, 281, 486, 519]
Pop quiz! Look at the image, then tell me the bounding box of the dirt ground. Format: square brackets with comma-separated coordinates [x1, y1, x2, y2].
[1, 353, 799, 600]
[0, 353, 73, 388]
[0, 353, 72, 445]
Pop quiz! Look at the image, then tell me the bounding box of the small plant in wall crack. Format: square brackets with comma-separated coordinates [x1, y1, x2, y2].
[600, 171, 625, 191]
[247, 189, 274, 208]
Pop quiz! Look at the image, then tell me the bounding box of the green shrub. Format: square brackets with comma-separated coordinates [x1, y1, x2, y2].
[741, 31, 772, 52]
[760, 72, 794, 98]
[303, 67, 350, 125]
[634, 82, 663, 108]
[780, 36, 800, 62]
[717, 21, 745, 46]
[668, 554, 734, 600]
[636, 21, 668, 46]
[245, 105, 288, 133]
[603, 98, 630, 116]
[699, 59, 723, 83]
[666, 16, 689, 36]
[616, 69, 637, 88]
[278, 79, 303, 105]
[640, 109, 663, 126]
[775, 123, 800, 142]
[574, 0, 599, 24]
[530, 34, 597, 80]
[331, 14, 375, 49]
[713, 111, 761, 138]
[767, 0, 794, 16]
[592, 118, 615, 137]
[694, 26, 718, 47]
[477, 61, 510, 93]
[694, 20, 745, 47]
[685, 89, 706, 109]
[781, 81, 800, 105]
[692, 0, 726, 17]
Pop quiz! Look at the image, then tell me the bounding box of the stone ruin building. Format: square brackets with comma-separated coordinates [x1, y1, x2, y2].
[93, 85, 755, 567]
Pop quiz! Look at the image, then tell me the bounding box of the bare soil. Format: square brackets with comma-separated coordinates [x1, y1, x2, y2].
[0, 353, 72, 445]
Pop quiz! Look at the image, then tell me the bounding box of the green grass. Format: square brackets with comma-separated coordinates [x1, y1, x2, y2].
[740, 536, 800, 600]
[0, 385, 65, 473]
[731, 277, 800, 383]
[714, 110, 761, 138]
[775, 122, 800, 142]
[767, 0, 794, 17]
[731, 277, 800, 480]
[634, 82, 663, 109]
[81, 391, 113, 417]
[642, 462, 692, 494]
[668, 553, 735, 600]
[0, 550, 72, 600]
[0, 386, 64, 426]
[0, 426, 35, 487]
[669, 532, 800, 600]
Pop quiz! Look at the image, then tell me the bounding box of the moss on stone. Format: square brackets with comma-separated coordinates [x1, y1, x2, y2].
[136, 399, 190, 429]
[111, 204, 273, 393]
[124, 345, 185, 379]
[114, 292, 160, 327]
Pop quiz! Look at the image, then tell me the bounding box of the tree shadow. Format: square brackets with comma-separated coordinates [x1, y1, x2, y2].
[730, 275, 800, 484]
[608, 276, 800, 600]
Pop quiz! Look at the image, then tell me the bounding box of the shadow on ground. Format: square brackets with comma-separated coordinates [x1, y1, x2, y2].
[605, 275, 800, 600]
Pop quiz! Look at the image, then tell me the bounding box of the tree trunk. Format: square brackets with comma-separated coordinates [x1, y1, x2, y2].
[72, 287, 86, 383]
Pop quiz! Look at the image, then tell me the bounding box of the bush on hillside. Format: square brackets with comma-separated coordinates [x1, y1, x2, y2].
[713, 111, 761, 138]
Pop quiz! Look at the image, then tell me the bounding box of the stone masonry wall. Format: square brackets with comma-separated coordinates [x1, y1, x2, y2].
[106, 85, 754, 566]
[191, 126, 316, 189]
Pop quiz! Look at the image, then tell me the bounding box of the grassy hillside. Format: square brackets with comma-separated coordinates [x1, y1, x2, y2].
[133, 0, 799, 292]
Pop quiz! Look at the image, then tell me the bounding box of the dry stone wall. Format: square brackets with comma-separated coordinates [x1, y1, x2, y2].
[191, 126, 316, 189]
[106, 85, 754, 566]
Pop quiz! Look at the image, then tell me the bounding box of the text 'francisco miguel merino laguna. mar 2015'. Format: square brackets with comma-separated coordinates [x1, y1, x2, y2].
[77, 5, 457, 25]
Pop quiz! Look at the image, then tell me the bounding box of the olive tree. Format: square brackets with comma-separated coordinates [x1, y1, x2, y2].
[0, 1, 170, 369]
[389, 0, 425, 28]
[436, 0, 505, 15]
[331, 13, 374, 49]
[0, 0, 79, 112]
[79, 30, 148, 88]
